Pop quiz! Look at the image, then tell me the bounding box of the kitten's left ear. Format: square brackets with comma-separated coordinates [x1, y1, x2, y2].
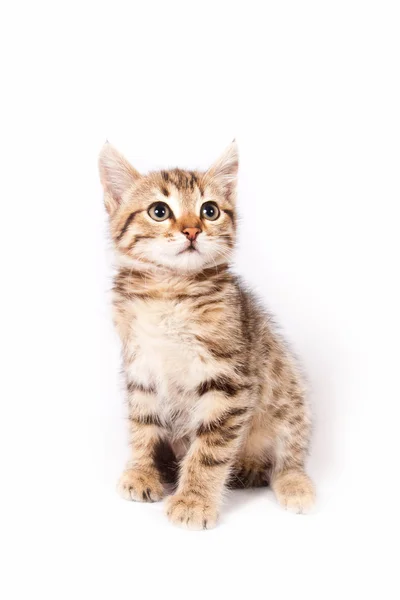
[98, 142, 141, 215]
[205, 140, 239, 201]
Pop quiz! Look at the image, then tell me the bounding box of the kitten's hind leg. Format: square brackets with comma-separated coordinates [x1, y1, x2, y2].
[268, 381, 316, 513]
[269, 420, 315, 513]
[271, 468, 315, 514]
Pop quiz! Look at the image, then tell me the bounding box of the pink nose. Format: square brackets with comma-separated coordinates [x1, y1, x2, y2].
[183, 227, 201, 241]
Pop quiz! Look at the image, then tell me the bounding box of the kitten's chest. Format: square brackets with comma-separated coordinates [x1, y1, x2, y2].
[126, 298, 208, 389]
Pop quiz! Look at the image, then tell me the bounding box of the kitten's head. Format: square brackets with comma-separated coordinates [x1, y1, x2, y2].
[98, 142, 238, 274]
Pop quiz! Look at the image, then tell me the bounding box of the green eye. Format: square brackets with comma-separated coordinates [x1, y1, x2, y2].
[201, 202, 220, 221]
[148, 202, 171, 222]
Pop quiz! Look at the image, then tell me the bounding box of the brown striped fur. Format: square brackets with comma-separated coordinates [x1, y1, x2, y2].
[99, 141, 315, 529]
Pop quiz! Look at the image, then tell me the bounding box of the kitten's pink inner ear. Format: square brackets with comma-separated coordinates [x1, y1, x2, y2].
[206, 140, 239, 192]
[98, 143, 141, 214]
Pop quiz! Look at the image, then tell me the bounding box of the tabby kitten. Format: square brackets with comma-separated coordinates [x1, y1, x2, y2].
[99, 141, 315, 529]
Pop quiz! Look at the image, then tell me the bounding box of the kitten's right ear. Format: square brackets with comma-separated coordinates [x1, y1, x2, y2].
[98, 143, 141, 214]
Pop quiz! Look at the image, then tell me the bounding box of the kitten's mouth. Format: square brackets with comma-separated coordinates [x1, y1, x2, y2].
[178, 243, 199, 255]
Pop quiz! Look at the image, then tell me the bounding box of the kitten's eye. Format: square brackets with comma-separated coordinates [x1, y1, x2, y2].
[148, 202, 171, 222]
[201, 202, 220, 221]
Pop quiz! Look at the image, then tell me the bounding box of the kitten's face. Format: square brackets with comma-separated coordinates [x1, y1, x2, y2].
[99, 143, 238, 274]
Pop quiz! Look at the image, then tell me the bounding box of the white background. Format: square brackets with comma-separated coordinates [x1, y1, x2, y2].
[1, 1, 399, 598]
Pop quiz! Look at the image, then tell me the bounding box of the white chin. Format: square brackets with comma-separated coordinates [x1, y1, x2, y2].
[115, 249, 209, 272]
[165, 250, 207, 272]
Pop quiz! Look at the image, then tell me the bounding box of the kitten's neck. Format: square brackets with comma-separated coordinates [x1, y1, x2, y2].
[113, 262, 232, 298]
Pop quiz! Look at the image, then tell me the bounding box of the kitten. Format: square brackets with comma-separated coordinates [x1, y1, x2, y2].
[98, 141, 315, 529]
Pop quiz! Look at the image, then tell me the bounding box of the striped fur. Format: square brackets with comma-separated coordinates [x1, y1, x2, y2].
[99, 141, 315, 529]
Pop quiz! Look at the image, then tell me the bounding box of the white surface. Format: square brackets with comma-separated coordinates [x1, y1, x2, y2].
[1, 1, 399, 598]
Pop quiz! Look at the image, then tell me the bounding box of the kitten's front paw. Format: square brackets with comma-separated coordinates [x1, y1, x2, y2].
[117, 468, 164, 502]
[273, 470, 315, 514]
[165, 493, 218, 530]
